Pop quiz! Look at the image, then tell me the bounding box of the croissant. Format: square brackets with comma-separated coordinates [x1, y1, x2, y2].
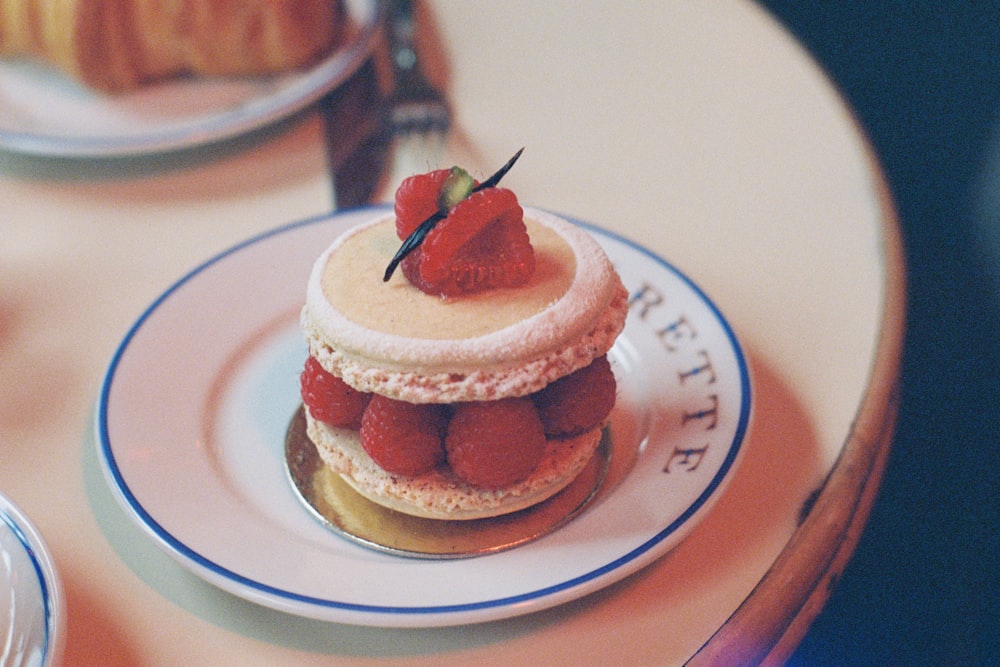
[0, 0, 344, 91]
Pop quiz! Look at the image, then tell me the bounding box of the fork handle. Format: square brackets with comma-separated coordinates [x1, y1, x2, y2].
[386, 0, 426, 93]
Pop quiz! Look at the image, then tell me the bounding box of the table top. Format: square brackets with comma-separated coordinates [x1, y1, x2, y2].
[759, 4, 1000, 663]
[0, 2, 903, 664]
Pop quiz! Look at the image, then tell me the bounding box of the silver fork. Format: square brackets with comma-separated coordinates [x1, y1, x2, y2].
[382, 0, 452, 193]
[386, 0, 451, 135]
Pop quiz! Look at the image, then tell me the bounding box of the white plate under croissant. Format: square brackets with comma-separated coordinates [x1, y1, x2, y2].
[0, 0, 381, 157]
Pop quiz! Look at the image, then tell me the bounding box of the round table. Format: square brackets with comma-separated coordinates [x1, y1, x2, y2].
[0, 1, 903, 664]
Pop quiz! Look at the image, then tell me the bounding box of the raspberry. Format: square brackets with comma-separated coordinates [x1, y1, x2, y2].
[401, 187, 535, 296]
[359, 395, 447, 476]
[533, 355, 617, 436]
[393, 169, 452, 239]
[300, 356, 370, 428]
[445, 398, 547, 488]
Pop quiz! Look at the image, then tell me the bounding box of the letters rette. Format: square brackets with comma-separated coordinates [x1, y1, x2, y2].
[629, 282, 720, 475]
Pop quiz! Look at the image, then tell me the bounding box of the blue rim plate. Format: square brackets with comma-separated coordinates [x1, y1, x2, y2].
[0, 0, 382, 157]
[0, 492, 64, 666]
[95, 206, 751, 627]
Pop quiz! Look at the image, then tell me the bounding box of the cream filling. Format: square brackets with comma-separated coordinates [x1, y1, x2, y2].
[303, 207, 623, 375]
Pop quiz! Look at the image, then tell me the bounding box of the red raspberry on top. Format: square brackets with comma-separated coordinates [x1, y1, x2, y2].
[533, 355, 617, 437]
[420, 188, 533, 290]
[300, 356, 370, 428]
[399, 187, 534, 297]
[445, 398, 547, 488]
[360, 395, 447, 477]
[393, 168, 453, 239]
[390, 154, 536, 297]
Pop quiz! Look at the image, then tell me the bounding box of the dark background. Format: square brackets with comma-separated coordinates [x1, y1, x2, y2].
[755, 3, 999, 665]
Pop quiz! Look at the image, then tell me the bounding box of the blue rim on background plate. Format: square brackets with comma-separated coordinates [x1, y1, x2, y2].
[0, 491, 64, 666]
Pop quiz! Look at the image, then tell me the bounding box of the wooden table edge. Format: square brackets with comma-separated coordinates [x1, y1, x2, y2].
[688, 150, 907, 666]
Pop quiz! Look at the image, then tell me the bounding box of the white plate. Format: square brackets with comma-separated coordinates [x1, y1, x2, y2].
[0, 492, 64, 667]
[95, 206, 751, 627]
[0, 0, 381, 157]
